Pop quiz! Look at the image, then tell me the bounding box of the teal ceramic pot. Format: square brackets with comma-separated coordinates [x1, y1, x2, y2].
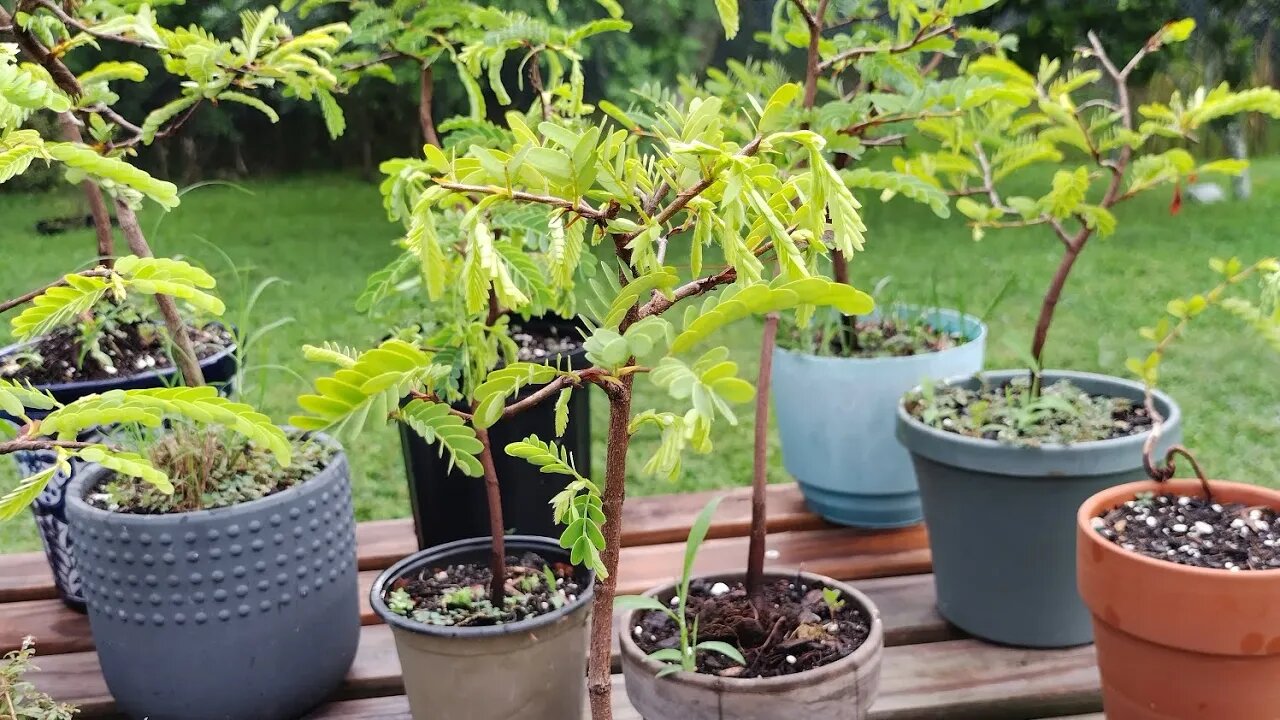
[896, 369, 1181, 648]
[772, 308, 986, 528]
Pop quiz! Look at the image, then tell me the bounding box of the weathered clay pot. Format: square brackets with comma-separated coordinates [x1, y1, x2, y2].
[619, 570, 884, 719]
[1078, 479, 1280, 719]
[369, 535, 595, 720]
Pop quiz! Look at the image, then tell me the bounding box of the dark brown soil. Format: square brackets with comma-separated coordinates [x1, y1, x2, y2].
[796, 317, 963, 359]
[1094, 492, 1280, 571]
[511, 324, 582, 362]
[635, 577, 871, 678]
[386, 551, 585, 627]
[0, 322, 233, 385]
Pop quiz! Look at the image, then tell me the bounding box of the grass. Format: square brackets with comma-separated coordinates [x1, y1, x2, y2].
[2, 160, 1279, 553]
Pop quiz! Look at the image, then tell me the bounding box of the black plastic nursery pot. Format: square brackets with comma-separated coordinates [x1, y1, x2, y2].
[65, 438, 359, 720]
[400, 317, 592, 548]
[370, 535, 595, 720]
[619, 570, 884, 720]
[895, 369, 1181, 648]
[2, 335, 238, 611]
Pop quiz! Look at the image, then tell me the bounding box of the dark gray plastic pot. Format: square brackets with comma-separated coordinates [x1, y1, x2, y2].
[65, 440, 359, 720]
[619, 570, 884, 719]
[370, 535, 594, 720]
[896, 369, 1181, 648]
[773, 308, 986, 528]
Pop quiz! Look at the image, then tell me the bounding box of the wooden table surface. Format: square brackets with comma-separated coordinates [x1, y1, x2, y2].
[0, 483, 1106, 719]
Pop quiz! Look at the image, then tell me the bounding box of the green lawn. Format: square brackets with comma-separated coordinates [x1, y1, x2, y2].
[2, 161, 1279, 553]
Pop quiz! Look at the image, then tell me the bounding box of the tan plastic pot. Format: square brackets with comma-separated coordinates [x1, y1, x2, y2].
[1078, 479, 1280, 719]
[369, 536, 594, 720]
[619, 570, 884, 720]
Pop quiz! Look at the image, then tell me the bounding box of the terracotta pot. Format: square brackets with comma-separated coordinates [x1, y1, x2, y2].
[619, 570, 883, 720]
[1077, 479, 1280, 719]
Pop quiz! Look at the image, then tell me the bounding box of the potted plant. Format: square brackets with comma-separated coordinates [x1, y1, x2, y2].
[0, 1, 348, 608]
[894, 19, 1280, 647]
[609, 3, 1002, 716]
[298, 0, 629, 548]
[747, 0, 1002, 528]
[0, 371, 360, 720]
[293, 4, 882, 716]
[1078, 256, 1280, 718]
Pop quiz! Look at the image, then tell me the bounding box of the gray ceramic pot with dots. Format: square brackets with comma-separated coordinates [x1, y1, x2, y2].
[65, 439, 359, 720]
[896, 369, 1181, 648]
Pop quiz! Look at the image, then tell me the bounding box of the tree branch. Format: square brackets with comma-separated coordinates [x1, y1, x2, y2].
[0, 438, 113, 455]
[114, 199, 207, 387]
[0, 269, 112, 315]
[624, 135, 764, 243]
[434, 182, 607, 220]
[33, 0, 148, 47]
[820, 22, 954, 72]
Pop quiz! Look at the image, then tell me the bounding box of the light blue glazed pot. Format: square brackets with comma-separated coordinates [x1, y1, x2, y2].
[772, 308, 986, 528]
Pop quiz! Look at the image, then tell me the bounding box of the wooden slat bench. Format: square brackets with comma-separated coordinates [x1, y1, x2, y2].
[0, 483, 1105, 719]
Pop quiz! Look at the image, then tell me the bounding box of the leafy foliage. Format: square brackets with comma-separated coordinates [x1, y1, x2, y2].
[11, 256, 225, 341]
[0, 638, 76, 720]
[507, 435, 607, 577]
[1129, 257, 1280, 387]
[398, 399, 483, 477]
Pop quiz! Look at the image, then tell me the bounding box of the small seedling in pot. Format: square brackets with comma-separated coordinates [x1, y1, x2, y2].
[821, 588, 846, 617]
[616, 498, 747, 678]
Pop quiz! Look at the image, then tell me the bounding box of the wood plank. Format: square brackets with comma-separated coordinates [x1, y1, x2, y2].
[4, 525, 929, 656]
[30, 612, 1097, 718]
[0, 484, 826, 603]
[0, 552, 56, 603]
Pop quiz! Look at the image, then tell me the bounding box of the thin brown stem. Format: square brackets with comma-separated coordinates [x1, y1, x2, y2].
[527, 52, 551, 122]
[819, 22, 954, 72]
[434, 182, 607, 220]
[745, 313, 778, 609]
[1029, 228, 1088, 371]
[475, 427, 507, 601]
[56, 113, 115, 261]
[0, 438, 112, 454]
[419, 64, 441, 148]
[587, 381, 634, 720]
[0, 269, 111, 315]
[114, 199, 206, 387]
[799, 0, 828, 108]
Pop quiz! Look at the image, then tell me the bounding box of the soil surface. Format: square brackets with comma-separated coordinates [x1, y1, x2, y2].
[1094, 492, 1280, 571]
[0, 322, 233, 385]
[635, 577, 871, 678]
[905, 377, 1152, 446]
[386, 551, 585, 627]
[90, 432, 333, 515]
[511, 324, 582, 362]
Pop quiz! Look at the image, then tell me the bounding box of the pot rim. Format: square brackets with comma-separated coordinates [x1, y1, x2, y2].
[369, 534, 596, 639]
[1078, 478, 1280, 582]
[65, 431, 344, 524]
[776, 306, 987, 365]
[896, 368, 1182, 452]
[0, 323, 238, 396]
[618, 569, 884, 691]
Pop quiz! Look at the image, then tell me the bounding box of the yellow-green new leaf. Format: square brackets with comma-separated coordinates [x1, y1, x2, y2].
[10, 274, 110, 341]
[46, 143, 178, 208]
[0, 465, 58, 521]
[398, 400, 483, 477]
[75, 446, 173, 494]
